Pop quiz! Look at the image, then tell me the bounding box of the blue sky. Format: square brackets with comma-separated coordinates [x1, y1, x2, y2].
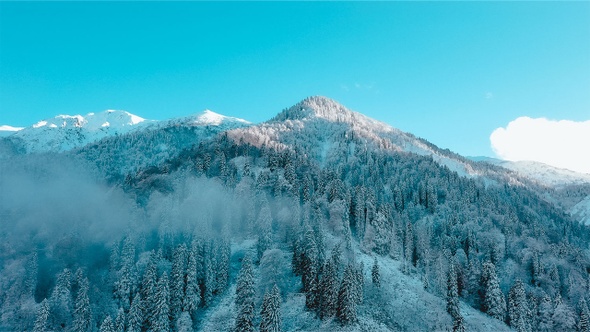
[1, 1, 589, 158]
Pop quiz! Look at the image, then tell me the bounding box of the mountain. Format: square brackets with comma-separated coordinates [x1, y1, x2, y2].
[1, 96, 588, 332]
[471, 156, 590, 188]
[0, 125, 23, 137]
[4, 110, 150, 153]
[471, 156, 590, 225]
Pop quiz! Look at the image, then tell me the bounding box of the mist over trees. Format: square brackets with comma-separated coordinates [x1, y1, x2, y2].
[2, 97, 590, 331]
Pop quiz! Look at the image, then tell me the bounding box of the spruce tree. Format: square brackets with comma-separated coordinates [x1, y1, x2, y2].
[235, 256, 255, 332]
[141, 251, 158, 326]
[447, 263, 460, 320]
[537, 294, 554, 332]
[336, 265, 357, 326]
[127, 293, 143, 332]
[508, 279, 531, 332]
[50, 268, 73, 330]
[552, 294, 576, 331]
[318, 260, 338, 319]
[151, 273, 170, 332]
[480, 262, 506, 321]
[371, 258, 381, 288]
[99, 315, 115, 332]
[72, 275, 91, 332]
[260, 285, 282, 332]
[33, 298, 50, 332]
[114, 308, 125, 332]
[170, 244, 188, 322]
[184, 247, 201, 317]
[579, 298, 590, 332]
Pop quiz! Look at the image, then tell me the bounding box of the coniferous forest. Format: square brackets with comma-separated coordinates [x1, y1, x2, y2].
[2, 97, 590, 331]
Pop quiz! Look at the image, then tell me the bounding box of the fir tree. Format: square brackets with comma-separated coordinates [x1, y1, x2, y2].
[33, 298, 50, 332]
[260, 285, 282, 332]
[50, 268, 73, 330]
[318, 260, 338, 319]
[151, 273, 170, 332]
[508, 279, 531, 332]
[72, 275, 91, 332]
[447, 263, 460, 320]
[579, 298, 590, 332]
[114, 308, 125, 332]
[480, 262, 506, 321]
[235, 256, 255, 332]
[176, 311, 193, 332]
[371, 258, 381, 288]
[336, 265, 357, 326]
[552, 294, 576, 331]
[537, 294, 554, 332]
[127, 293, 143, 332]
[141, 251, 158, 326]
[99, 315, 115, 332]
[170, 244, 188, 322]
[184, 247, 201, 317]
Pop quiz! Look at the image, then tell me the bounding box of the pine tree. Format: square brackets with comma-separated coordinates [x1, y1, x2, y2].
[318, 260, 338, 319]
[116, 237, 136, 311]
[141, 251, 158, 326]
[176, 311, 193, 332]
[447, 263, 460, 320]
[99, 315, 115, 332]
[371, 258, 381, 288]
[336, 265, 357, 326]
[170, 244, 188, 322]
[72, 275, 91, 332]
[552, 294, 576, 331]
[579, 298, 590, 332]
[50, 268, 73, 330]
[33, 298, 50, 332]
[114, 308, 125, 332]
[452, 314, 466, 332]
[184, 247, 201, 317]
[404, 221, 414, 274]
[235, 256, 255, 332]
[508, 279, 531, 332]
[537, 294, 554, 332]
[480, 262, 506, 321]
[202, 243, 215, 307]
[26, 251, 38, 298]
[151, 273, 170, 332]
[260, 285, 282, 332]
[127, 293, 143, 332]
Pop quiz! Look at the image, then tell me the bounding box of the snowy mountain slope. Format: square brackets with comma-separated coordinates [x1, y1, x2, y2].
[75, 110, 251, 177]
[471, 156, 590, 225]
[472, 156, 590, 188]
[0, 125, 23, 137]
[6, 110, 151, 153]
[228, 96, 498, 179]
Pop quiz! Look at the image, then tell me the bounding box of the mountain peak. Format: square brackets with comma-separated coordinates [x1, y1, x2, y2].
[190, 109, 250, 126]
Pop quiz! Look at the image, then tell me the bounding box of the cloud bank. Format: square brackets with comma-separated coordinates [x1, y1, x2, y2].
[490, 117, 590, 174]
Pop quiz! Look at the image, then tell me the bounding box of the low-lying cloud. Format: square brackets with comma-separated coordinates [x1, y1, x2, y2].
[490, 116, 590, 174]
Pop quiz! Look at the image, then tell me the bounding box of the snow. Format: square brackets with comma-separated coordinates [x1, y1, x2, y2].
[476, 157, 590, 188]
[0, 125, 24, 137]
[572, 195, 590, 226]
[12, 110, 152, 153]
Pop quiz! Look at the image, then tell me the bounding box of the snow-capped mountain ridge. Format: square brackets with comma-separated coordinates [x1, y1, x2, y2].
[2, 109, 251, 154]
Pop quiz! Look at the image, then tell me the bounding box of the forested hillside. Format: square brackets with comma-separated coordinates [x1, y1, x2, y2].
[1, 97, 589, 331]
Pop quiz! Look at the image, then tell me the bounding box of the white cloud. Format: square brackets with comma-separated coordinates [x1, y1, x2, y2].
[490, 116, 590, 174]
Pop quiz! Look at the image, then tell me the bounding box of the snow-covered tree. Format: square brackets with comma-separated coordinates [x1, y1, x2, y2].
[72, 275, 91, 332]
[537, 294, 554, 332]
[127, 293, 143, 332]
[151, 273, 170, 332]
[114, 308, 125, 332]
[508, 279, 531, 332]
[337, 265, 357, 326]
[371, 258, 381, 288]
[579, 298, 590, 332]
[480, 261, 506, 321]
[33, 299, 50, 332]
[99, 315, 115, 332]
[552, 295, 576, 332]
[318, 260, 338, 319]
[170, 244, 188, 322]
[235, 256, 255, 332]
[260, 285, 282, 332]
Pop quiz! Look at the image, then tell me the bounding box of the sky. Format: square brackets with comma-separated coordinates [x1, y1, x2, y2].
[1, 2, 589, 171]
